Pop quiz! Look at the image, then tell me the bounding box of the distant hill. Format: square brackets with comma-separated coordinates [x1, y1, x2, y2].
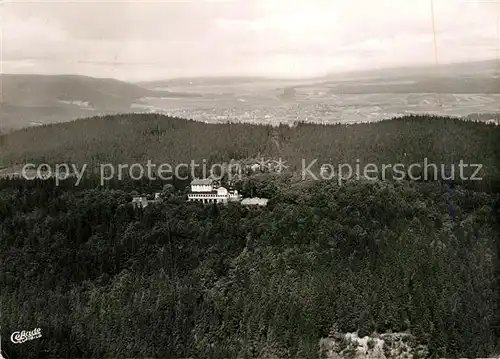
[323, 59, 500, 81]
[140, 60, 500, 90]
[1, 74, 154, 107]
[286, 59, 500, 94]
[0, 74, 198, 131]
[137, 76, 315, 89]
[317, 77, 500, 94]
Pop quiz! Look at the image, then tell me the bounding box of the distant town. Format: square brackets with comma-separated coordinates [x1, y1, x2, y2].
[134, 92, 500, 126]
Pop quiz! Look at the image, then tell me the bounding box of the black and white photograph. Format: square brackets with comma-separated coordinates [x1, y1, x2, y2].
[1, 0, 500, 358]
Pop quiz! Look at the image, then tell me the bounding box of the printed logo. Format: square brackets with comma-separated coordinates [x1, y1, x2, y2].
[10, 328, 42, 344]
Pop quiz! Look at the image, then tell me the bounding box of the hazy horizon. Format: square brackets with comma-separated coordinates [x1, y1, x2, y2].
[3, 0, 500, 82]
[2, 57, 499, 84]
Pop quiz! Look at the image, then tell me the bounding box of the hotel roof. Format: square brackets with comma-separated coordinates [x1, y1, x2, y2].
[188, 190, 219, 195]
[191, 178, 214, 185]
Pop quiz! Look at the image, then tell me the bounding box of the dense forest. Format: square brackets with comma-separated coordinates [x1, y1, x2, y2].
[1, 114, 499, 177]
[1, 114, 500, 358]
[1, 175, 499, 358]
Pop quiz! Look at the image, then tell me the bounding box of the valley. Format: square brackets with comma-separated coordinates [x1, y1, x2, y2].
[2, 59, 500, 131]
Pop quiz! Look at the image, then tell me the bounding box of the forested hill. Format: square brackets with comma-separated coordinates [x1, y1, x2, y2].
[1, 113, 500, 358]
[1, 114, 500, 183]
[1, 176, 500, 358]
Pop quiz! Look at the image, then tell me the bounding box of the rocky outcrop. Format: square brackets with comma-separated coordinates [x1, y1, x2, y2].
[319, 331, 428, 359]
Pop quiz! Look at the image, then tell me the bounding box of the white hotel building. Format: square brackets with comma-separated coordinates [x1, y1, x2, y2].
[187, 178, 241, 204]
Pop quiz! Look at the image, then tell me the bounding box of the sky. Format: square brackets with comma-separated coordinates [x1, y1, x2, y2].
[1, 0, 499, 81]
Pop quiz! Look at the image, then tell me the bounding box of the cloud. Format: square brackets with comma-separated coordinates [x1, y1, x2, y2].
[2, 13, 68, 60]
[2, 0, 499, 80]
